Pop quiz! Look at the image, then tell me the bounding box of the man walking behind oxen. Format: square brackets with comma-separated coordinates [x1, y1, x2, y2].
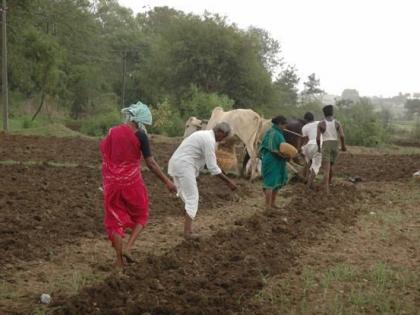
[317, 105, 346, 194]
[301, 112, 322, 189]
[168, 122, 237, 239]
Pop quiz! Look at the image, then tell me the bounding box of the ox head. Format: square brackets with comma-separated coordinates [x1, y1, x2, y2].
[183, 117, 208, 138]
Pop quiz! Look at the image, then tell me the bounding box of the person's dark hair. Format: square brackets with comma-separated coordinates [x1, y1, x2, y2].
[322, 105, 334, 117]
[303, 112, 314, 122]
[272, 115, 288, 126]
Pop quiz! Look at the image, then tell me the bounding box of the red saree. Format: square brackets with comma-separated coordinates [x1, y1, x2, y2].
[100, 124, 149, 240]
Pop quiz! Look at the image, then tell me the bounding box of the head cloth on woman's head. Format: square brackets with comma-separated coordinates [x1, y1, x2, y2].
[121, 101, 153, 131]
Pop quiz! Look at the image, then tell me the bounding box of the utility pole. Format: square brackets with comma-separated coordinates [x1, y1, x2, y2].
[1, 0, 8, 131]
[121, 51, 127, 108]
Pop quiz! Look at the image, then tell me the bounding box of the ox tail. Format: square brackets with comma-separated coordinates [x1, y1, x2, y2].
[253, 116, 263, 156]
[242, 116, 263, 179]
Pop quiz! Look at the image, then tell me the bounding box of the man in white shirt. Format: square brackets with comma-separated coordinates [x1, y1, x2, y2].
[301, 112, 322, 189]
[168, 122, 237, 239]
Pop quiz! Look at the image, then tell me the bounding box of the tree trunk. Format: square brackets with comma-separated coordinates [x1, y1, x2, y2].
[31, 90, 46, 121]
[32, 67, 49, 122]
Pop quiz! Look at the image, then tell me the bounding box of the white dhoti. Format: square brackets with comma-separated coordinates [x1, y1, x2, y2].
[171, 167, 199, 219]
[302, 143, 322, 175]
[168, 130, 223, 220]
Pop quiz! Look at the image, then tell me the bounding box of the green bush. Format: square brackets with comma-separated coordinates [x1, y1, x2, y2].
[79, 110, 121, 137]
[336, 100, 388, 147]
[8, 116, 42, 130]
[180, 85, 234, 119]
[148, 88, 235, 136]
[150, 100, 184, 137]
[411, 118, 420, 139]
[258, 101, 323, 121]
[22, 117, 35, 129]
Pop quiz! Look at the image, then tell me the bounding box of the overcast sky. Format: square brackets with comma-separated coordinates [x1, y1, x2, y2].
[118, 0, 419, 97]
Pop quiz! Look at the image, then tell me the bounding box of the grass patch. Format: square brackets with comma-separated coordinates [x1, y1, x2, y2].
[32, 306, 50, 315]
[10, 123, 91, 138]
[252, 263, 419, 315]
[7, 116, 95, 138]
[253, 279, 292, 314]
[45, 269, 105, 297]
[8, 116, 42, 130]
[0, 281, 18, 301]
[0, 160, 99, 169]
[348, 144, 420, 155]
[321, 264, 357, 289]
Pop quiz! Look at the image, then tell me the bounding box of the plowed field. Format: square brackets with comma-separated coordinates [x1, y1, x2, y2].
[0, 133, 419, 314]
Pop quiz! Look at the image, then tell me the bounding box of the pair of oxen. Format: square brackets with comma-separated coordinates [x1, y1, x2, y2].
[183, 107, 306, 180]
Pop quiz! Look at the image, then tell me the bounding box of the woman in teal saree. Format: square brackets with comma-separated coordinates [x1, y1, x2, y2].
[259, 115, 289, 209]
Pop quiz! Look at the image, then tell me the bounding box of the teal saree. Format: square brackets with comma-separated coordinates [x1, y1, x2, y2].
[259, 125, 288, 191]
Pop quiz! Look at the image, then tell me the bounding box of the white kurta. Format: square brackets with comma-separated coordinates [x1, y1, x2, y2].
[168, 130, 222, 218]
[302, 121, 322, 175]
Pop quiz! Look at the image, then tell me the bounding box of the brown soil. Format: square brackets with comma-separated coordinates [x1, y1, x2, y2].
[1, 134, 418, 314]
[53, 182, 365, 315]
[0, 133, 177, 166]
[335, 152, 420, 182]
[0, 164, 103, 264]
[0, 142, 253, 267]
[0, 133, 101, 164]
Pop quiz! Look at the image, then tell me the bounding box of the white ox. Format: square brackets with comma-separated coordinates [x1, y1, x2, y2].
[206, 107, 262, 180]
[183, 116, 208, 138]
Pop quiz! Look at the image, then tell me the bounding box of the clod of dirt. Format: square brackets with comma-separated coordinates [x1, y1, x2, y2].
[348, 176, 363, 183]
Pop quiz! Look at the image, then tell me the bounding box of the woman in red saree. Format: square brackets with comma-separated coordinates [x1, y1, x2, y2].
[100, 102, 176, 267]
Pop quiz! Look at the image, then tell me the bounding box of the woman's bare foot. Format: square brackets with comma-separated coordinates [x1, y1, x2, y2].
[123, 252, 136, 264]
[307, 183, 316, 190]
[112, 234, 125, 268]
[184, 232, 200, 240]
[122, 244, 136, 264]
[115, 257, 124, 268]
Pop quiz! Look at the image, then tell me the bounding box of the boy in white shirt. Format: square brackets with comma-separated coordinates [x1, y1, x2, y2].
[301, 112, 322, 189]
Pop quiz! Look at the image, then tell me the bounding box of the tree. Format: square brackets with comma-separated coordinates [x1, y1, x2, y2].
[273, 65, 300, 106]
[19, 28, 63, 121]
[247, 26, 283, 76]
[404, 99, 420, 116]
[301, 73, 324, 103]
[5, 2, 289, 131]
[132, 7, 277, 109]
[341, 89, 360, 103]
[336, 98, 387, 146]
[303, 73, 323, 94]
